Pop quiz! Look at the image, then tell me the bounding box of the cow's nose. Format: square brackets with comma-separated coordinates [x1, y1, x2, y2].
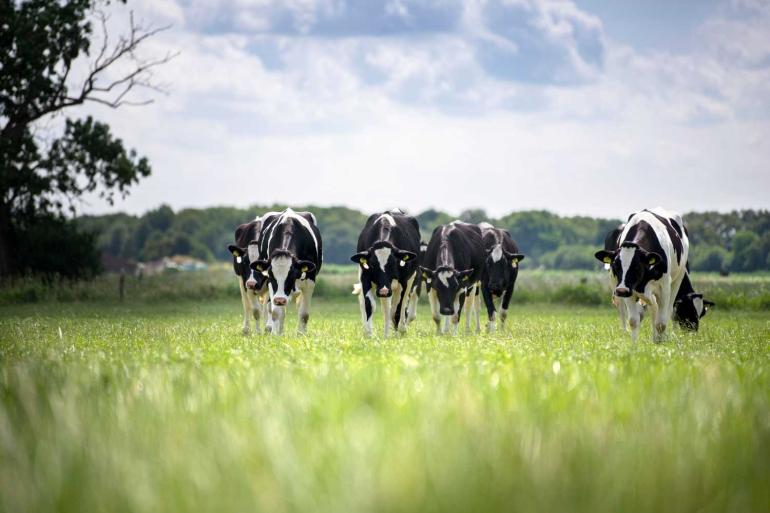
[273, 297, 287, 306]
[246, 279, 257, 290]
[440, 306, 454, 315]
[378, 287, 390, 297]
[614, 287, 632, 298]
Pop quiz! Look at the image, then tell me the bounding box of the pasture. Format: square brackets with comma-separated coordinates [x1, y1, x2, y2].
[1, 271, 769, 513]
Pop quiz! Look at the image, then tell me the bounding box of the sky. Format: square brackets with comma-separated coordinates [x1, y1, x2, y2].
[72, 0, 770, 219]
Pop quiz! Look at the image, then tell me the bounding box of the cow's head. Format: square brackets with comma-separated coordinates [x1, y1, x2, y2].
[419, 265, 474, 315]
[251, 249, 316, 306]
[594, 242, 664, 297]
[351, 241, 416, 298]
[674, 293, 715, 331]
[485, 244, 524, 296]
[227, 241, 266, 293]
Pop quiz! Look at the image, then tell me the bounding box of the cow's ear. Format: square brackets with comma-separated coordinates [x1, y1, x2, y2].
[394, 249, 417, 267]
[419, 266, 434, 281]
[228, 245, 245, 258]
[594, 250, 614, 264]
[250, 259, 270, 272]
[645, 251, 662, 266]
[457, 268, 474, 282]
[296, 260, 316, 274]
[351, 251, 370, 269]
[509, 253, 525, 268]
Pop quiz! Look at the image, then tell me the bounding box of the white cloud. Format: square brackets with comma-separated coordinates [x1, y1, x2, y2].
[62, 0, 770, 218]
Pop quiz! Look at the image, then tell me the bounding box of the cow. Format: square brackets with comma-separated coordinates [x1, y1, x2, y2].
[405, 241, 428, 326]
[674, 272, 715, 331]
[600, 222, 645, 331]
[478, 222, 525, 332]
[249, 208, 322, 335]
[594, 208, 689, 342]
[227, 215, 275, 335]
[420, 221, 485, 335]
[350, 211, 420, 337]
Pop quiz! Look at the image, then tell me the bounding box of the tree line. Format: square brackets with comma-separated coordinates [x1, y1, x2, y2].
[76, 205, 770, 274]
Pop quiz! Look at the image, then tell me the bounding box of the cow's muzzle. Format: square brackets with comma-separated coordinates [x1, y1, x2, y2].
[377, 287, 390, 297]
[440, 306, 454, 315]
[273, 296, 288, 306]
[614, 287, 632, 298]
[246, 279, 257, 290]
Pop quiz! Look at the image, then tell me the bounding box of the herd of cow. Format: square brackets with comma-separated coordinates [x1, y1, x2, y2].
[228, 207, 713, 341]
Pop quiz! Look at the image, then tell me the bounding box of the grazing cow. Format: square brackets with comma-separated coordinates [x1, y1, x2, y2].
[600, 222, 646, 331]
[674, 272, 715, 331]
[227, 215, 274, 334]
[420, 221, 485, 335]
[351, 211, 420, 336]
[405, 241, 428, 326]
[478, 222, 525, 332]
[249, 208, 322, 335]
[594, 208, 689, 342]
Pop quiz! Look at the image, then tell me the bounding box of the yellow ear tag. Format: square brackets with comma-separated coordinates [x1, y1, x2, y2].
[403, 255, 409, 261]
[511, 260, 518, 269]
[603, 256, 611, 264]
[462, 276, 469, 282]
[232, 251, 239, 257]
[256, 265, 264, 272]
[649, 257, 656, 265]
[301, 266, 309, 273]
[422, 272, 428, 279]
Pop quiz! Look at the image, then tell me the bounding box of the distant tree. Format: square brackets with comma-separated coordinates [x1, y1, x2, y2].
[690, 245, 731, 273]
[0, 0, 173, 277]
[459, 208, 488, 224]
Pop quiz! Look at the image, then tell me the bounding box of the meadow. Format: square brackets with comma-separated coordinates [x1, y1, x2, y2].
[1, 271, 769, 513]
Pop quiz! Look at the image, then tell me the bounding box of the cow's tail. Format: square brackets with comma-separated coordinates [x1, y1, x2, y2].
[352, 283, 362, 295]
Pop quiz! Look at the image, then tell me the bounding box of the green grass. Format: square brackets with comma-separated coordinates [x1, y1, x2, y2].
[1, 298, 769, 513]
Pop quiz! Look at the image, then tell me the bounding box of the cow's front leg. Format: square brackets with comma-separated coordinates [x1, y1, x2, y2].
[615, 296, 628, 331]
[395, 276, 413, 334]
[357, 281, 375, 336]
[481, 284, 497, 332]
[406, 279, 419, 325]
[297, 280, 315, 335]
[499, 284, 515, 329]
[271, 304, 285, 336]
[463, 285, 476, 334]
[429, 289, 442, 334]
[652, 280, 671, 343]
[380, 293, 393, 338]
[450, 294, 462, 336]
[238, 279, 252, 335]
[261, 297, 272, 333]
[625, 297, 641, 342]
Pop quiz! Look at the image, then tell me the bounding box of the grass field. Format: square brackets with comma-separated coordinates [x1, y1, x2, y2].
[1, 295, 769, 513]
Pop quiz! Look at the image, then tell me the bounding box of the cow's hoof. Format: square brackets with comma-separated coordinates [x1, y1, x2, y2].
[264, 325, 272, 334]
[242, 327, 250, 336]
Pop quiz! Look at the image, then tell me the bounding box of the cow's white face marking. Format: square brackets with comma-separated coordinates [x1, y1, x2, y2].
[491, 245, 503, 263]
[693, 296, 704, 317]
[247, 244, 260, 262]
[377, 214, 396, 227]
[271, 255, 292, 298]
[438, 270, 452, 287]
[618, 247, 635, 287]
[374, 247, 391, 272]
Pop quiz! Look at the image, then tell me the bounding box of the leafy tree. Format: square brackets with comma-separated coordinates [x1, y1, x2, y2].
[0, 0, 172, 277]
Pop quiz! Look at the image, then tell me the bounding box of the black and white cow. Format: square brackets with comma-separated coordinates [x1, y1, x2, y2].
[249, 208, 322, 335]
[594, 208, 689, 342]
[420, 221, 485, 335]
[227, 214, 275, 334]
[674, 271, 715, 331]
[351, 211, 420, 336]
[478, 222, 525, 332]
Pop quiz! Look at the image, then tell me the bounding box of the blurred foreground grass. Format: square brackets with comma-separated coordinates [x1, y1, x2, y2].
[1, 299, 768, 513]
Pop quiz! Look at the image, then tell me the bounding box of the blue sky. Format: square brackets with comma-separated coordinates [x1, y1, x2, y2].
[77, 0, 770, 218]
